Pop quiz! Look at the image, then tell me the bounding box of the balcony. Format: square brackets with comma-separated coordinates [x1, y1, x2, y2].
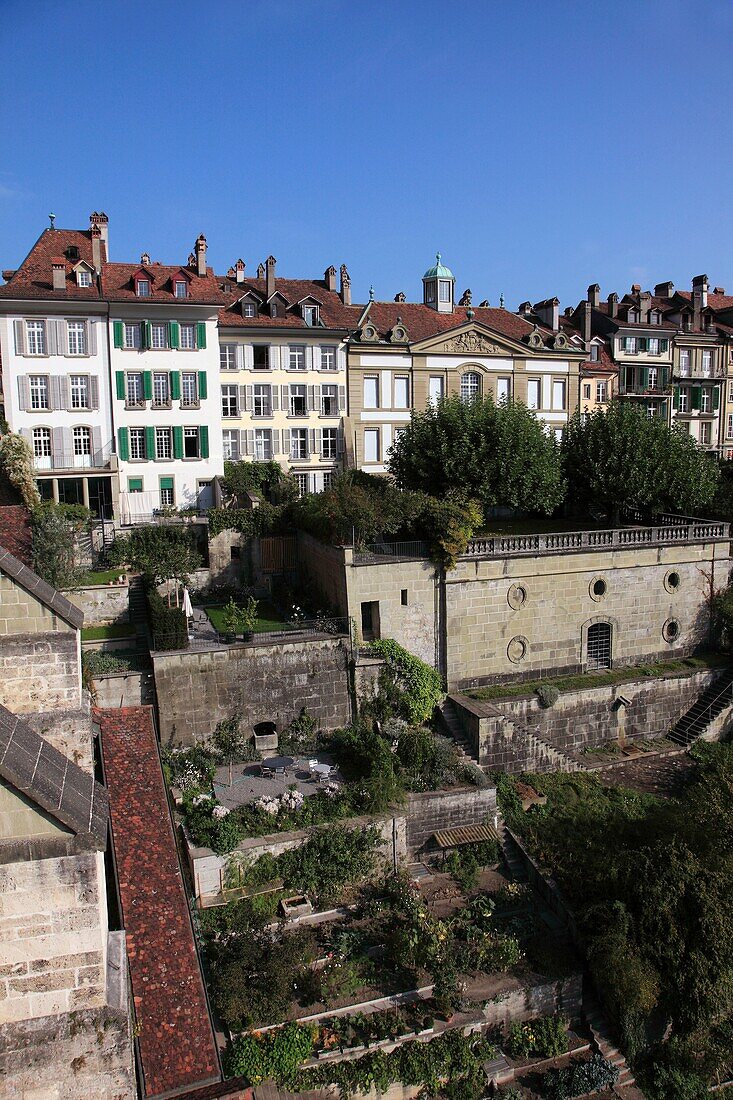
[34, 443, 115, 473]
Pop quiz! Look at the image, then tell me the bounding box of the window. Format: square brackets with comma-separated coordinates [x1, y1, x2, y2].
[460, 371, 481, 403]
[702, 350, 712, 377]
[587, 621, 612, 669]
[136, 278, 151, 297]
[527, 378, 541, 409]
[254, 384, 271, 417]
[552, 380, 566, 410]
[32, 427, 51, 464]
[401, 589, 408, 606]
[67, 321, 87, 355]
[596, 382, 607, 402]
[627, 310, 638, 323]
[181, 372, 198, 408]
[361, 600, 379, 639]
[728, 415, 733, 439]
[322, 427, 338, 459]
[290, 428, 308, 459]
[583, 384, 591, 400]
[183, 427, 199, 458]
[321, 385, 338, 416]
[294, 472, 310, 495]
[701, 388, 712, 413]
[322, 471, 335, 490]
[363, 376, 379, 409]
[320, 345, 337, 370]
[302, 305, 318, 326]
[648, 337, 660, 355]
[679, 389, 689, 414]
[679, 349, 691, 375]
[29, 375, 49, 410]
[129, 428, 146, 460]
[150, 323, 167, 349]
[220, 344, 237, 370]
[73, 426, 91, 457]
[124, 323, 141, 349]
[438, 280, 451, 303]
[180, 323, 195, 350]
[155, 428, 172, 460]
[153, 372, 170, 408]
[728, 380, 733, 404]
[243, 302, 256, 318]
[647, 403, 658, 418]
[589, 344, 600, 362]
[624, 337, 637, 354]
[253, 345, 269, 370]
[26, 320, 46, 356]
[223, 430, 240, 460]
[160, 478, 174, 506]
[363, 428, 379, 463]
[127, 372, 144, 407]
[288, 345, 306, 370]
[77, 269, 92, 288]
[174, 280, 187, 298]
[221, 385, 238, 417]
[70, 375, 88, 409]
[394, 376, 410, 409]
[554, 427, 563, 442]
[289, 385, 307, 416]
[647, 367, 658, 390]
[496, 377, 510, 403]
[700, 421, 712, 445]
[428, 376, 444, 406]
[254, 428, 272, 460]
[128, 478, 143, 493]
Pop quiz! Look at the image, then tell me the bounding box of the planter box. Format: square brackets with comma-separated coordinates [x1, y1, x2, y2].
[280, 893, 313, 920]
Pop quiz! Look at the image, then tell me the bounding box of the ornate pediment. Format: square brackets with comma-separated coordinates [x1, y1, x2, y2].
[421, 328, 515, 355]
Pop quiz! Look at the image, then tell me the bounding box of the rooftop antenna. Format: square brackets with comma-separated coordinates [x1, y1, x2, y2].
[369, 284, 375, 302]
[499, 292, 505, 309]
[48, 212, 56, 229]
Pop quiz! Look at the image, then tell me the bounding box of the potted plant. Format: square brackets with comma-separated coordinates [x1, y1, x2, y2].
[239, 595, 259, 641]
[220, 598, 241, 643]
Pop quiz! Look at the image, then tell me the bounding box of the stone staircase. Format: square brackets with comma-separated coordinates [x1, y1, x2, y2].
[667, 669, 733, 747]
[497, 819, 528, 882]
[127, 575, 150, 651]
[584, 991, 637, 1093]
[436, 697, 477, 763]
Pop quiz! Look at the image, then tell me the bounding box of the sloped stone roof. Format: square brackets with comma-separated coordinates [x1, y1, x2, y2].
[0, 544, 83, 628]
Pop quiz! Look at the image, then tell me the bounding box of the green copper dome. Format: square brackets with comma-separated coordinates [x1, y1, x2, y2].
[422, 252, 454, 281]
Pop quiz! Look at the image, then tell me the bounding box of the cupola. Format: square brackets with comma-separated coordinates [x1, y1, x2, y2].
[422, 252, 455, 313]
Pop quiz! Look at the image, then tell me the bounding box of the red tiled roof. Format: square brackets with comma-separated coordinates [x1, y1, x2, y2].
[677, 290, 733, 311]
[98, 707, 220, 1098]
[218, 276, 360, 330]
[0, 228, 105, 300]
[0, 471, 32, 565]
[102, 263, 226, 304]
[357, 300, 545, 345]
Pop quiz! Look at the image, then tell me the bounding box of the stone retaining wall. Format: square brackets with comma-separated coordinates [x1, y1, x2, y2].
[405, 786, 497, 852]
[64, 583, 129, 625]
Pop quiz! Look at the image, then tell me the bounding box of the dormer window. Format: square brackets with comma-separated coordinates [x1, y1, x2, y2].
[302, 304, 319, 326]
[243, 302, 256, 318]
[650, 310, 660, 324]
[77, 270, 92, 287]
[174, 280, 187, 299]
[136, 278, 151, 297]
[628, 310, 638, 322]
[590, 344, 600, 362]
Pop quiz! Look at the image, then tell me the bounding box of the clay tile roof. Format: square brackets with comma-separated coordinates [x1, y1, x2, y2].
[0, 544, 84, 628]
[0, 228, 104, 300]
[678, 289, 733, 312]
[0, 472, 33, 565]
[0, 704, 108, 849]
[358, 301, 544, 345]
[102, 262, 226, 304]
[217, 275, 361, 330]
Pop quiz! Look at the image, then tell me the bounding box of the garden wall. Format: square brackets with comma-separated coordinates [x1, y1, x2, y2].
[153, 635, 352, 746]
[91, 669, 155, 709]
[405, 786, 497, 852]
[64, 583, 129, 625]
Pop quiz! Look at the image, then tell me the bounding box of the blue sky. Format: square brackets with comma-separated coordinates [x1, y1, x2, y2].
[2, 0, 732, 310]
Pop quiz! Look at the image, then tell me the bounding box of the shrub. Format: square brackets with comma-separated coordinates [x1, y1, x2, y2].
[0, 431, 39, 508]
[542, 1053, 618, 1098]
[226, 1022, 315, 1085]
[369, 638, 444, 724]
[30, 502, 90, 589]
[146, 583, 188, 650]
[536, 683, 560, 708]
[505, 1015, 568, 1060]
[162, 744, 216, 792]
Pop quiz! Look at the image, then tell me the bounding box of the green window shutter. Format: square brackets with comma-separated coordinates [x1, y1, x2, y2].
[141, 320, 151, 349]
[128, 477, 143, 492]
[173, 426, 184, 459]
[170, 371, 181, 400]
[115, 371, 126, 400]
[625, 366, 634, 390]
[640, 367, 648, 390]
[692, 385, 702, 410]
[113, 321, 124, 349]
[660, 338, 668, 353]
[714, 387, 720, 410]
[639, 337, 648, 352]
[117, 427, 129, 462]
[198, 370, 208, 399]
[159, 476, 174, 490]
[199, 425, 209, 459]
[168, 321, 180, 349]
[196, 322, 207, 350]
[143, 371, 153, 400]
[145, 426, 156, 460]
[673, 386, 680, 411]
[661, 366, 669, 388]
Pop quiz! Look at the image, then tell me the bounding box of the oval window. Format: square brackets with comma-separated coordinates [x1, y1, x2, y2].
[590, 577, 607, 601]
[663, 619, 680, 642]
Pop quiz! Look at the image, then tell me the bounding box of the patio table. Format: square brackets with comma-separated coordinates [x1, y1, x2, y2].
[310, 762, 334, 779]
[261, 755, 294, 775]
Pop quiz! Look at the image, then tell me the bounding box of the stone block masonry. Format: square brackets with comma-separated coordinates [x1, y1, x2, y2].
[0, 631, 81, 716]
[153, 635, 352, 746]
[64, 582, 129, 625]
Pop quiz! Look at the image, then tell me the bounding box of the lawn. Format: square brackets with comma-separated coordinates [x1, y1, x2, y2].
[78, 568, 127, 585]
[81, 623, 136, 641]
[477, 517, 610, 537]
[204, 598, 291, 635]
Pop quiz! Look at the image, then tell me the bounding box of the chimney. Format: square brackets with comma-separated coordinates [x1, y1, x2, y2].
[51, 258, 66, 291]
[394, 291, 406, 303]
[518, 301, 533, 317]
[714, 286, 726, 295]
[90, 222, 102, 271]
[89, 212, 109, 257]
[692, 274, 709, 308]
[141, 252, 150, 266]
[607, 292, 618, 319]
[195, 234, 207, 277]
[654, 280, 674, 298]
[533, 297, 560, 331]
[265, 255, 276, 299]
[587, 283, 600, 309]
[324, 265, 337, 292]
[639, 290, 652, 323]
[340, 264, 351, 306]
[235, 258, 246, 285]
[582, 300, 592, 344]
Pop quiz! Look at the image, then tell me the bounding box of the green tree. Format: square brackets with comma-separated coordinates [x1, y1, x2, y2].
[0, 431, 39, 509]
[30, 502, 91, 589]
[388, 395, 565, 516]
[211, 716, 249, 786]
[109, 525, 201, 595]
[563, 401, 720, 525]
[222, 460, 298, 505]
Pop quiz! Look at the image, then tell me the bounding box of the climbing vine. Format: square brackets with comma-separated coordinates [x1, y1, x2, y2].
[369, 638, 444, 724]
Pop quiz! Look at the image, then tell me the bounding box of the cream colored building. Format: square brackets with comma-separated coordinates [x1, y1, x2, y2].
[345, 261, 584, 472]
[217, 259, 358, 493]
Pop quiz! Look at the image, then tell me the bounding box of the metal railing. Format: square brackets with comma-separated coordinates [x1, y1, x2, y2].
[34, 444, 114, 471]
[354, 541, 430, 562]
[152, 616, 352, 653]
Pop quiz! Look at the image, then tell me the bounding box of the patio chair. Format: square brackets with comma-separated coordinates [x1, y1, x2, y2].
[260, 765, 275, 779]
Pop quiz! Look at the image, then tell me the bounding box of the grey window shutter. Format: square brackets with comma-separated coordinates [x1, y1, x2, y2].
[245, 385, 254, 412]
[281, 384, 288, 410]
[338, 385, 346, 412]
[235, 344, 244, 370]
[48, 376, 61, 411]
[314, 384, 321, 411]
[307, 385, 315, 412]
[60, 376, 71, 411]
[239, 385, 247, 412]
[47, 321, 57, 356]
[92, 425, 102, 462]
[239, 429, 249, 456]
[271, 385, 279, 412]
[55, 320, 67, 355]
[316, 428, 322, 456]
[17, 376, 30, 411]
[283, 428, 291, 455]
[87, 320, 97, 357]
[272, 430, 280, 455]
[52, 426, 64, 464]
[89, 375, 99, 410]
[308, 428, 316, 456]
[13, 319, 25, 355]
[246, 430, 255, 455]
[62, 427, 73, 461]
[337, 428, 345, 455]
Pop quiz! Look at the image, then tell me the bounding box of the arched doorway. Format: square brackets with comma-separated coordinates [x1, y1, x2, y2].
[587, 621, 612, 669]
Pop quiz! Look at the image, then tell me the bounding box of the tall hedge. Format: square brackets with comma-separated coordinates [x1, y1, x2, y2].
[146, 583, 189, 651]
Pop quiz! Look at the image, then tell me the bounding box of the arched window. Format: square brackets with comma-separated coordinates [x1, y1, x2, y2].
[73, 426, 92, 459]
[587, 622, 612, 669]
[460, 371, 481, 403]
[32, 427, 52, 468]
